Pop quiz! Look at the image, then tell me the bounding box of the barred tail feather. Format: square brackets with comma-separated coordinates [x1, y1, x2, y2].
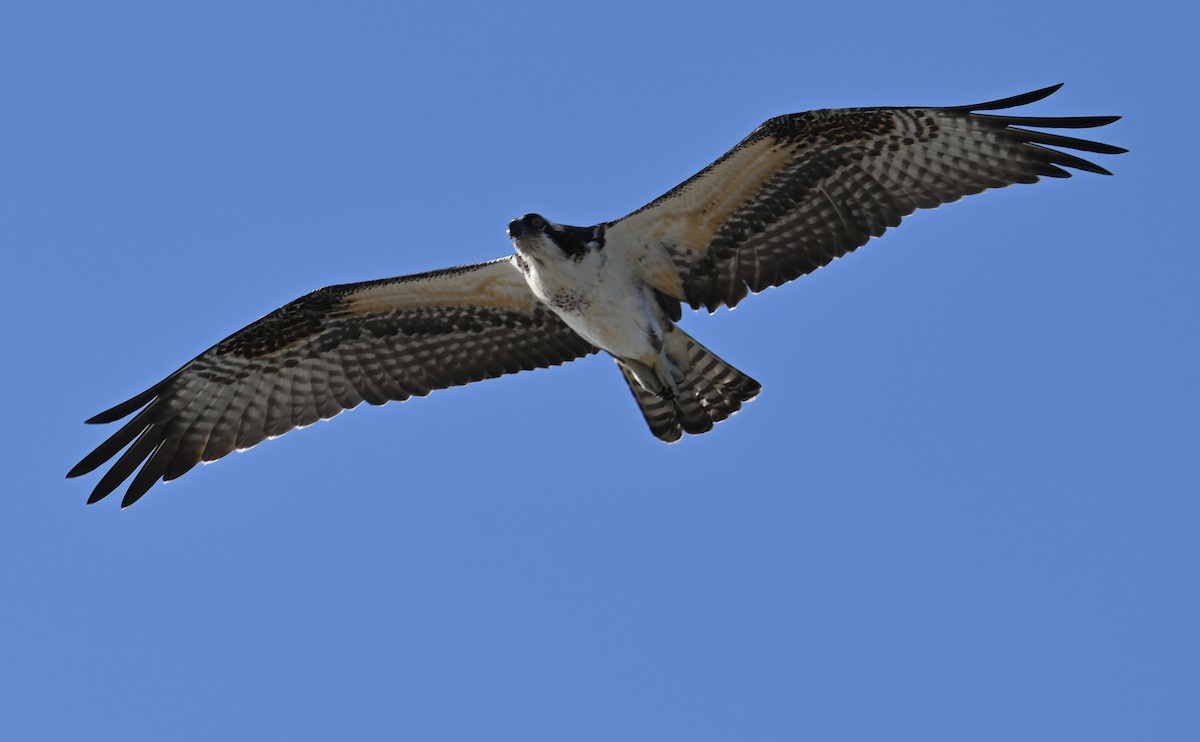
[617, 328, 761, 442]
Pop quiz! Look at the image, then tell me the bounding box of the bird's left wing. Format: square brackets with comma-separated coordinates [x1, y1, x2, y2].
[607, 84, 1125, 312]
[69, 257, 597, 507]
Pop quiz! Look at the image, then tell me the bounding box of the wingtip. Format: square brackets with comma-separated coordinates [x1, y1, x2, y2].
[66, 461, 90, 480]
[82, 483, 143, 508]
[85, 396, 149, 425]
[84, 373, 180, 424]
[953, 83, 1066, 112]
[119, 477, 156, 508]
[1021, 82, 1066, 105]
[83, 479, 148, 508]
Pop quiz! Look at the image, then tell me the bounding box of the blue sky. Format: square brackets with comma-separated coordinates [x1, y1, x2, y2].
[3, 1, 1196, 740]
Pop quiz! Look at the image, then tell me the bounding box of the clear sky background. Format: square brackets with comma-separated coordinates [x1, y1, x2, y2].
[3, 2, 1195, 740]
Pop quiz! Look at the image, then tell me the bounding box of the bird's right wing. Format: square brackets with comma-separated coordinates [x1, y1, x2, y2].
[69, 257, 598, 507]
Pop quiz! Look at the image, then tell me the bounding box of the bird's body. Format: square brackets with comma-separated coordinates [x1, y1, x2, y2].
[512, 219, 676, 386]
[512, 221, 653, 360]
[70, 84, 1125, 507]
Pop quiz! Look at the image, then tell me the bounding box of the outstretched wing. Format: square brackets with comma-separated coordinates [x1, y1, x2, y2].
[69, 257, 597, 507]
[608, 84, 1126, 312]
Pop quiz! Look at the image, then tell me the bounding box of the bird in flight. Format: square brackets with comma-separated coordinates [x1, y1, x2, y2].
[69, 84, 1124, 507]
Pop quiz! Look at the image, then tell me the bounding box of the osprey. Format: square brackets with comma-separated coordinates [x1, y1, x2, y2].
[70, 84, 1124, 507]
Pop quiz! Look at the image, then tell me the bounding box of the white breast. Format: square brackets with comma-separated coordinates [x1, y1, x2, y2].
[523, 247, 665, 364]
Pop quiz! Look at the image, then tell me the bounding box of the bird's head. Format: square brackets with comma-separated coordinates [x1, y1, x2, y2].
[508, 213, 605, 263]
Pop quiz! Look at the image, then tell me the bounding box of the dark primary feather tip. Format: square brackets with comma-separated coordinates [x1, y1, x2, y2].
[1046, 115, 1122, 129]
[1029, 144, 1117, 176]
[85, 395, 149, 424]
[1013, 128, 1128, 155]
[86, 409, 124, 425]
[66, 461, 92, 480]
[120, 476, 157, 508]
[954, 83, 1065, 112]
[84, 379, 172, 424]
[979, 114, 1122, 129]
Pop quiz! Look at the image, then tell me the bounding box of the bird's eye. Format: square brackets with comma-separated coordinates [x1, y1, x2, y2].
[527, 214, 547, 231]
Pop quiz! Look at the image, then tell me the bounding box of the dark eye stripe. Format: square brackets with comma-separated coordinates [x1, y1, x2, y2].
[547, 228, 588, 258]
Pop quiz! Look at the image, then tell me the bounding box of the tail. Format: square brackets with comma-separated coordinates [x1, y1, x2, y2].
[616, 327, 761, 443]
